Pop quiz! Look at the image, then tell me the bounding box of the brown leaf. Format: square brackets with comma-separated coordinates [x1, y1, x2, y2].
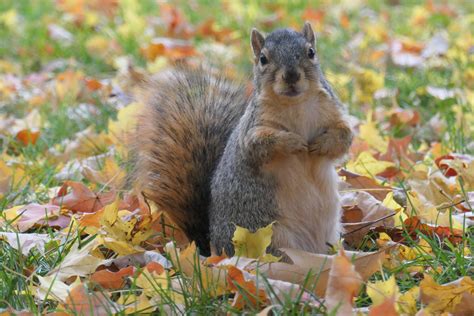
[324, 249, 362, 315]
[261, 248, 383, 297]
[51, 181, 116, 213]
[340, 169, 392, 201]
[341, 191, 396, 245]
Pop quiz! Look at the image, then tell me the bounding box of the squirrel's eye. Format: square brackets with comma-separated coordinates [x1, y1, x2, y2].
[259, 54, 268, 65]
[308, 47, 315, 59]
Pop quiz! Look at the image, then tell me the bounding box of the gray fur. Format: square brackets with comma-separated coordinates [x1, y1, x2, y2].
[209, 26, 339, 256]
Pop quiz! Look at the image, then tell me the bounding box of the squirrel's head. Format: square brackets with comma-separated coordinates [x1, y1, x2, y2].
[251, 22, 321, 99]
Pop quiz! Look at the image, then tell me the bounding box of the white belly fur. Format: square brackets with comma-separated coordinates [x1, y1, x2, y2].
[271, 154, 341, 254]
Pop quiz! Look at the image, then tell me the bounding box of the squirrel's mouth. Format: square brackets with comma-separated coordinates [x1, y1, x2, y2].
[281, 86, 301, 97]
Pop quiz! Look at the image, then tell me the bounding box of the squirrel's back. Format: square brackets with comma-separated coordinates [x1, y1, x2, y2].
[131, 68, 248, 255]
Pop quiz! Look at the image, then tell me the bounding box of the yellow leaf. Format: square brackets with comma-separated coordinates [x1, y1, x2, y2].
[0, 9, 19, 30]
[135, 270, 169, 296]
[166, 242, 227, 297]
[359, 111, 388, 152]
[346, 151, 395, 178]
[353, 69, 384, 103]
[82, 157, 126, 188]
[420, 274, 474, 315]
[108, 101, 144, 145]
[367, 275, 400, 306]
[398, 286, 419, 315]
[118, 293, 154, 313]
[85, 35, 111, 58]
[232, 222, 274, 259]
[382, 192, 406, 227]
[407, 191, 462, 229]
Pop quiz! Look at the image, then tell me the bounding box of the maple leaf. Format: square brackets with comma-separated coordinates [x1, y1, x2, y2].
[165, 242, 227, 296]
[420, 274, 474, 315]
[232, 222, 276, 260]
[358, 111, 388, 153]
[51, 181, 116, 213]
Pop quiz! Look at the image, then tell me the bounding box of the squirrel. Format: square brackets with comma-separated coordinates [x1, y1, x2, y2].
[132, 22, 353, 257]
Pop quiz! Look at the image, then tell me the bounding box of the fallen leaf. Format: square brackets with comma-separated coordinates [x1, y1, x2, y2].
[0, 232, 51, 255]
[420, 274, 474, 315]
[261, 247, 383, 297]
[63, 282, 119, 316]
[48, 239, 103, 281]
[227, 266, 269, 310]
[232, 222, 274, 259]
[90, 266, 135, 290]
[346, 151, 395, 178]
[3, 203, 71, 232]
[368, 296, 398, 316]
[366, 275, 399, 307]
[16, 129, 40, 145]
[32, 275, 72, 302]
[324, 249, 362, 315]
[51, 181, 116, 213]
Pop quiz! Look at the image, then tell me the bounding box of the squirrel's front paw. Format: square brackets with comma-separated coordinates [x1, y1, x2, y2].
[278, 131, 307, 154]
[309, 127, 352, 158]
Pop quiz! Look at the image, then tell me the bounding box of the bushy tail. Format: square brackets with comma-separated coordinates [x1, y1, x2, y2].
[131, 67, 248, 255]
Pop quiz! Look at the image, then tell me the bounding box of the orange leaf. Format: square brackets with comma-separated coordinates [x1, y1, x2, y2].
[63, 283, 111, 316]
[51, 181, 116, 213]
[16, 129, 40, 145]
[90, 266, 135, 290]
[84, 78, 103, 91]
[368, 296, 398, 316]
[324, 249, 363, 315]
[145, 262, 165, 274]
[227, 266, 268, 310]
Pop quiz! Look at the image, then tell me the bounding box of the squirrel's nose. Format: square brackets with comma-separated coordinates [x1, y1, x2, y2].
[283, 69, 301, 84]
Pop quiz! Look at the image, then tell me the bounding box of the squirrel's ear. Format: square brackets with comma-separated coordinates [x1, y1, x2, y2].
[251, 28, 265, 58]
[302, 22, 316, 46]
